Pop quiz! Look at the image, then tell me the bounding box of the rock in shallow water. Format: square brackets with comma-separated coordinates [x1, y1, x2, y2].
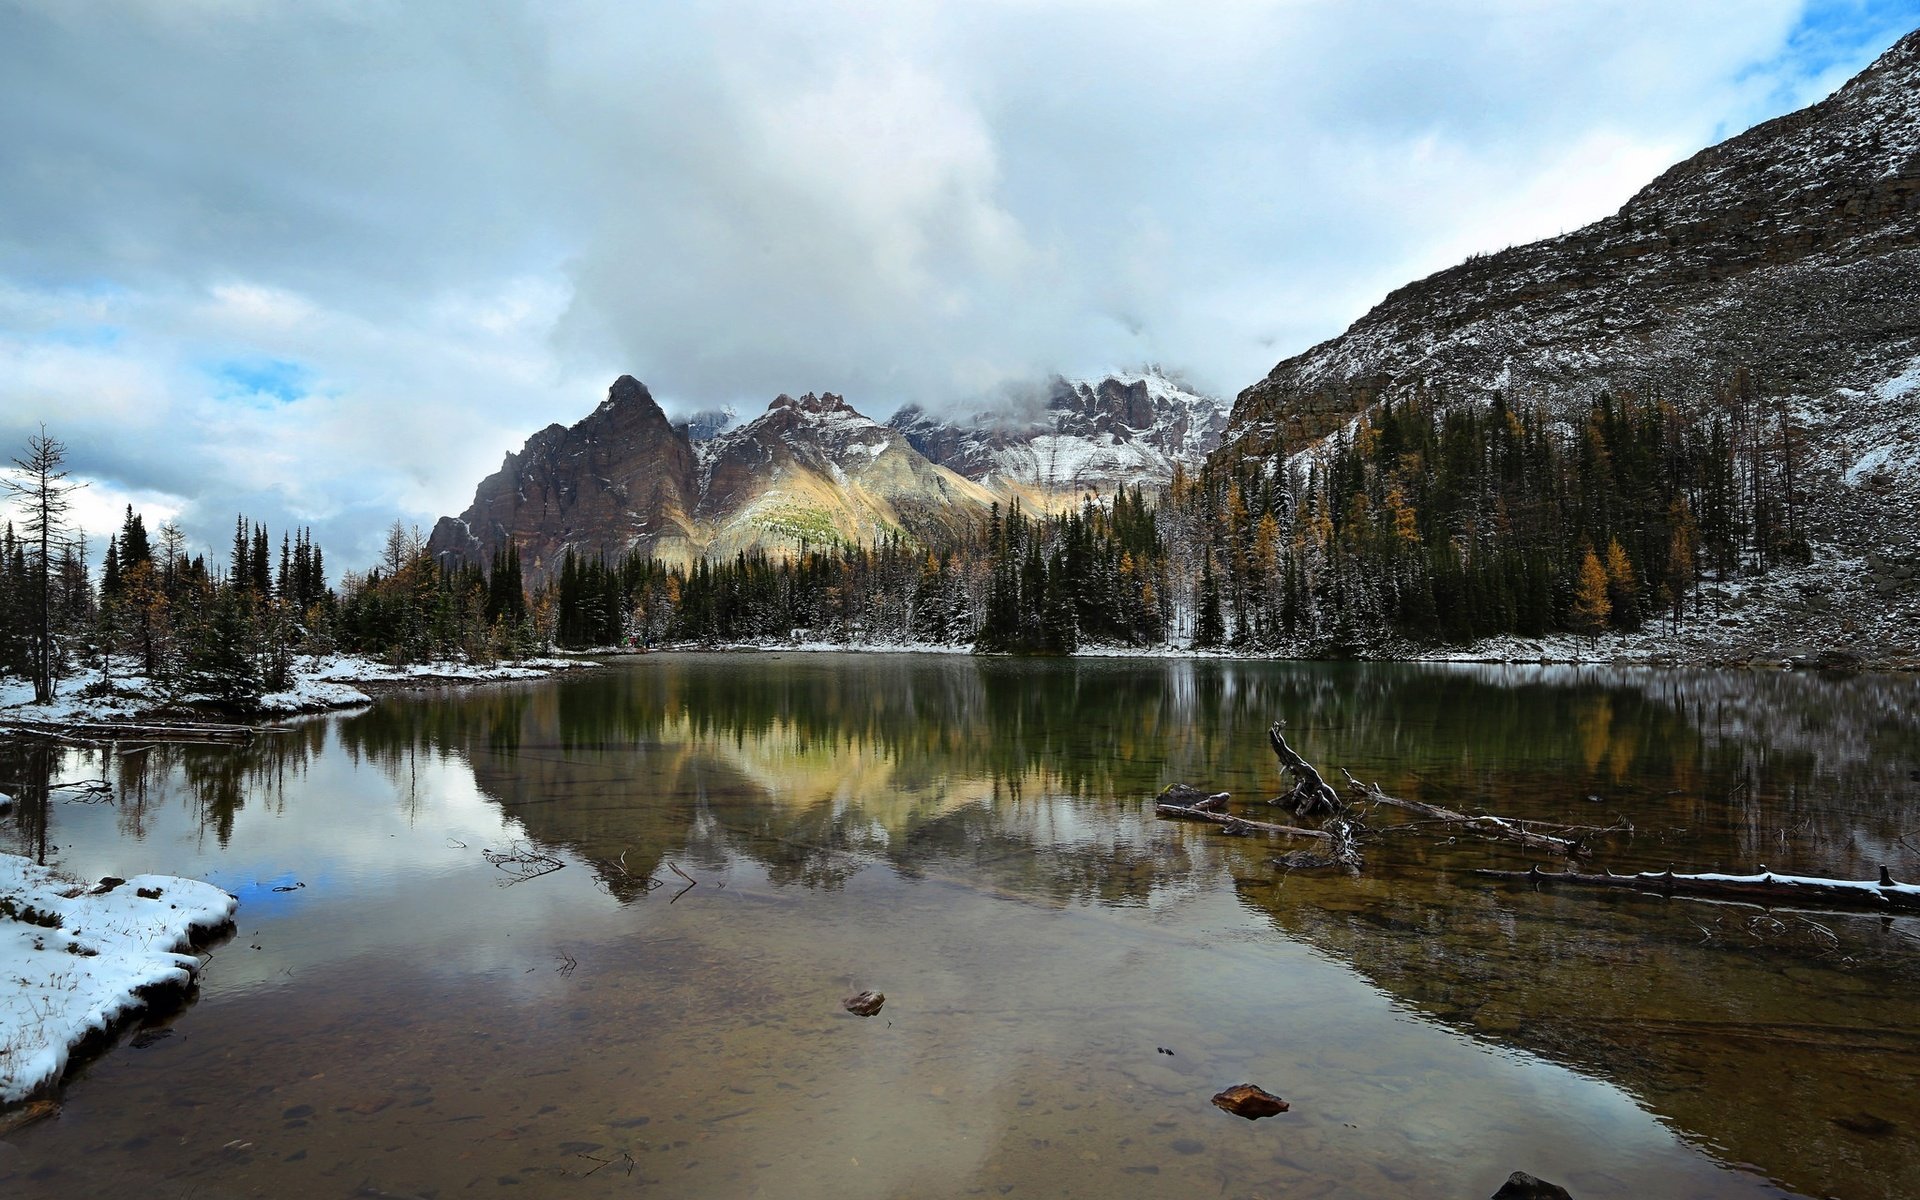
[843, 990, 885, 1017]
[1209, 1083, 1288, 1119]
[1491, 1170, 1574, 1199]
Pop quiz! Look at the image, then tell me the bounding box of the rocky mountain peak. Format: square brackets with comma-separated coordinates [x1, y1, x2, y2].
[431, 377, 995, 578]
[675, 406, 738, 442]
[601, 373, 653, 408]
[427, 375, 701, 582]
[769, 391, 859, 417]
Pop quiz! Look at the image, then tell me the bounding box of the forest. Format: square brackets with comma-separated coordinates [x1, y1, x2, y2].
[0, 375, 1805, 707]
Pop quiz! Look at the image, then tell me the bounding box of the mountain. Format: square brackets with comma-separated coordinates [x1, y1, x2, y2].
[427, 375, 702, 579]
[890, 369, 1228, 501]
[428, 379, 992, 580]
[1217, 27, 1920, 537]
[694, 391, 994, 562]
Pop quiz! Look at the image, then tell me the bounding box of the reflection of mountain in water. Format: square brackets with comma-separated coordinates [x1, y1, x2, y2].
[324, 658, 1209, 906]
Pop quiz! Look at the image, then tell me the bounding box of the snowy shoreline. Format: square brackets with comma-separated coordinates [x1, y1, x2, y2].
[0, 653, 604, 731]
[609, 637, 1918, 671]
[1, 855, 238, 1108]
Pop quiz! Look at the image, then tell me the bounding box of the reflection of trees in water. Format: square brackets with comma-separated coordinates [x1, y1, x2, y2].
[7, 660, 1915, 892]
[1240, 865, 1920, 1200]
[1, 723, 333, 856]
[0, 740, 57, 862]
[286, 658, 1920, 908]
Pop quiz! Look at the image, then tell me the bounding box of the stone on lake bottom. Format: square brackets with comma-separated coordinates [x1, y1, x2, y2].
[1210, 1083, 1288, 1119]
[843, 990, 885, 1017]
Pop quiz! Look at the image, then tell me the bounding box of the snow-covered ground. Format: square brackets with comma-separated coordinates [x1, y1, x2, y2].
[0, 669, 168, 726]
[295, 653, 592, 688]
[1, 854, 237, 1105]
[1414, 550, 1918, 669]
[0, 654, 602, 726]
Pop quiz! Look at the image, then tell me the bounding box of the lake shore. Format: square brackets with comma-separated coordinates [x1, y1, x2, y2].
[4, 628, 1913, 744]
[0, 653, 604, 735]
[0, 854, 238, 1111]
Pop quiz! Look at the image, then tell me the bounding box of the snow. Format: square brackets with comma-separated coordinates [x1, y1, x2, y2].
[0, 669, 163, 726]
[1874, 356, 1920, 404]
[1843, 443, 1901, 487]
[298, 653, 596, 687]
[1, 655, 599, 726]
[888, 370, 1228, 494]
[1676, 869, 1920, 899]
[2, 854, 237, 1104]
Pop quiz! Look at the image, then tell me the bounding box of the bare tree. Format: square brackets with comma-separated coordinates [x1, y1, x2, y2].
[3, 428, 84, 703]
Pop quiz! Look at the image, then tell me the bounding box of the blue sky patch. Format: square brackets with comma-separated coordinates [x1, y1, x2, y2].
[209, 357, 312, 404]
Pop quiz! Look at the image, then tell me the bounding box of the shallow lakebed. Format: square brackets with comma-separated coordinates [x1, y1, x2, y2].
[3, 654, 1918, 1199]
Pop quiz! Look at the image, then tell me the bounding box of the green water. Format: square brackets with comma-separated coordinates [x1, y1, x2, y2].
[3, 654, 1918, 1199]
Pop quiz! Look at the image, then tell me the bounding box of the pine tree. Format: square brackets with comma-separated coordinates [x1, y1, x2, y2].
[1195, 557, 1225, 648]
[119, 505, 152, 569]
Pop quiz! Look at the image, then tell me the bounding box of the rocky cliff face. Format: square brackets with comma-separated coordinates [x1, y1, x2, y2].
[427, 375, 702, 580]
[429, 381, 994, 580]
[890, 369, 1227, 500]
[1220, 28, 1920, 467]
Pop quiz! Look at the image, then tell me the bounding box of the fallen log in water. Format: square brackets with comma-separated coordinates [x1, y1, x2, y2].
[1156, 784, 1364, 869]
[1341, 769, 1588, 857]
[2, 719, 257, 745]
[1155, 797, 1331, 840]
[1476, 864, 1920, 913]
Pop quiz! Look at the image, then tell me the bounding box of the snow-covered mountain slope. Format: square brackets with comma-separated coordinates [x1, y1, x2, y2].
[697, 391, 994, 560]
[1223, 28, 1920, 464]
[889, 370, 1228, 500]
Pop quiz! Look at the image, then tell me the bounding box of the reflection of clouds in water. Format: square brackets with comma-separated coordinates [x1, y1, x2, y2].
[7, 723, 632, 997]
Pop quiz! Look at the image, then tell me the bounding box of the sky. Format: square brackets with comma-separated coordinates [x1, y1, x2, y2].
[2, 0, 1916, 571]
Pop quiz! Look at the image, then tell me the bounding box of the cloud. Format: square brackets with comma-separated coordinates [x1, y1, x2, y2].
[1, 0, 1913, 567]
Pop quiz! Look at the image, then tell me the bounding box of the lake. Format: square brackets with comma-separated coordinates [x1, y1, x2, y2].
[3, 653, 1919, 1199]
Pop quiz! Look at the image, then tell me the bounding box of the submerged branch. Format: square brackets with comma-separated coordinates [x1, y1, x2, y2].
[1155, 794, 1331, 840]
[1341, 769, 1585, 857]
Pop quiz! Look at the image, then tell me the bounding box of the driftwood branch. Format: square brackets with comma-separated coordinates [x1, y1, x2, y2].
[1476, 865, 1920, 913]
[1267, 723, 1343, 817]
[1156, 785, 1330, 838]
[1341, 769, 1585, 857]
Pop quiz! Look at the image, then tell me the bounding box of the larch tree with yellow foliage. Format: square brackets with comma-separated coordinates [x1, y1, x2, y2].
[1570, 545, 1612, 636]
